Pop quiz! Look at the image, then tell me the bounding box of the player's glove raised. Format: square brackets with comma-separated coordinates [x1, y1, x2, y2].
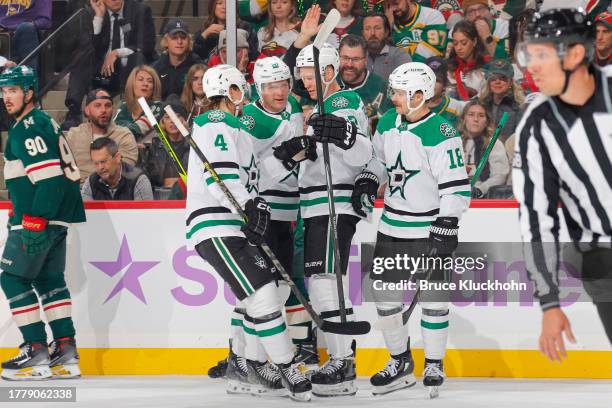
[307, 113, 356, 150]
[351, 171, 379, 218]
[21, 214, 50, 255]
[242, 197, 271, 246]
[273, 136, 318, 170]
[428, 217, 459, 256]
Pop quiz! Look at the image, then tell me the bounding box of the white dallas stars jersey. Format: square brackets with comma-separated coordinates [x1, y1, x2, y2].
[301, 90, 373, 219]
[366, 109, 470, 239]
[186, 110, 259, 244]
[239, 95, 304, 221]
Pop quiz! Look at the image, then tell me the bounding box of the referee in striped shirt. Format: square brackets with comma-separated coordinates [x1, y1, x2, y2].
[513, 6, 612, 361]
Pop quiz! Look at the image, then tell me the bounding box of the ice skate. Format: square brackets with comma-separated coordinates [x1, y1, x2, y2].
[423, 359, 445, 399]
[246, 360, 285, 397]
[49, 337, 81, 379]
[370, 349, 416, 396]
[1, 342, 51, 381]
[278, 361, 312, 402]
[310, 354, 357, 397]
[225, 351, 250, 395]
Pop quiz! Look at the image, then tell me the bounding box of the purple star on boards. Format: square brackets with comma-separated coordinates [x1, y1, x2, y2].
[90, 235, 159, 304]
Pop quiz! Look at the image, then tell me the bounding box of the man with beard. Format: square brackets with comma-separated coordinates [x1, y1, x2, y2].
[338, 35, 393, 120]
[81, 137, 153, 200]
[362, 11, 411, 80]
[385, 0, 448, 62]
[66, 89, 139, 184]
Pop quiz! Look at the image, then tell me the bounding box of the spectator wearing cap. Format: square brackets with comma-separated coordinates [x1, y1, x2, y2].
[424, 56, 466, 127]
[151, 19, 203, 100]
[479, 58, 524, 142]
[142, 96, 190, 190]
[362, 11, 411, 80]
[193, 0, 259, 63]
[594, 11, 612, 67]
[338, 34, 392, 120]
[208, 29, 255, 92]
[461, 0, 509, 59]
[82, 137, 154, 201]
[66, 88, 139, 184]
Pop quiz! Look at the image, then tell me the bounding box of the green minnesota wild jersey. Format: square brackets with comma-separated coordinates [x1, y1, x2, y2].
[340, 71, 394, 119]
[4, 108, 85, 228]
[391, 4, 448, 62]
[239, 95, 303, 221]
[365, 109, 470, 239]
[429, 95, 466, 127]
[491, 18, 510, 60]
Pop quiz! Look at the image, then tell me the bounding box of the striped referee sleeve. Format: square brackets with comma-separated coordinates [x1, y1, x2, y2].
[512, 107, 562, 311]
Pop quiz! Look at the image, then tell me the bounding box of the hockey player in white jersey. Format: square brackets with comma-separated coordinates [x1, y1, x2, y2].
[271, 43, 373, 397]
[239, 57, 318, 365]
[186, 64, 311, 401]
[353, 62, 470, 397]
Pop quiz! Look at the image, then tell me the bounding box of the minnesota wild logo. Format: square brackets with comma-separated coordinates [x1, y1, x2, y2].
[208, 110, 226, 122]
[240, 115, 256, 130]
[332, 96, 349, 109]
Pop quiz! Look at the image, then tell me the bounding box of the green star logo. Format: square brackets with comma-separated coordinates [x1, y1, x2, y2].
[386, 152, 420, 199]
[242, 154, 259, 194]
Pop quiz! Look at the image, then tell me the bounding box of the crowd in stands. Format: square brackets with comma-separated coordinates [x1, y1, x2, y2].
[3, 0, 612, 201]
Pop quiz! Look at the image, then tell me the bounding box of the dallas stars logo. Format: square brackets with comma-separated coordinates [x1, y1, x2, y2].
[240, 115, 255, 130]
[254, 255, 268, 269]
[332, 96, 349, 109]
[387, 152, 420, 199]
[208, 110, 226, 122]
[242, 154, 259, 194]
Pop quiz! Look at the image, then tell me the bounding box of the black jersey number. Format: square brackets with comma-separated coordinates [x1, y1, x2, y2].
[58, 136, 81, 182]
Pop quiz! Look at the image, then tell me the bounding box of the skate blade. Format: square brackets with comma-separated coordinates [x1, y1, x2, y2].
[312, 380, 357, 397]
[372, 375, 416, 396]
[288, 390, 312, 402]
[51, 363, 81, 379]
[426, 386, 439, 399]
[226, 379, 251, 395]
[249, 385, 286, 398]
[2, 365, 52, 381]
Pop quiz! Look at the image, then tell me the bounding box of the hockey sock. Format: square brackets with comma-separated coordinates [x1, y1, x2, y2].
[244, 313, 268, 363]
[0, 272, 46, 343]
[421, 307, 449, 360]
[309, 274, 355, 358]
[376, 303, 410, 356]
[231, 307, 246, 357]
[33, 277, 74, 339]
[243, 282, 294, 365]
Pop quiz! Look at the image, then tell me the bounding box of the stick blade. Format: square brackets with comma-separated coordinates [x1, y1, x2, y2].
[313, 8, 341, 49]
[320, 319, 371, 335]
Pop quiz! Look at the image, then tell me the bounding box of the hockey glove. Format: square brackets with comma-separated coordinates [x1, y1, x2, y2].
[273, 136, 318, 170]
[307, 113, 356, 150]
[351, 171, 379, 218]
[21, 214, 50, 255]
[242, 197, 271, 246]
[471, 187, 484, 199]
[428, 217, 459, 256]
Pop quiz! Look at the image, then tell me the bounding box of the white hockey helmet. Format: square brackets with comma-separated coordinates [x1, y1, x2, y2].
[203, 64, 249, 104]
[294, 43, 339, 82]
[253, 56, 292, 96]
[388, 62, 437, 102]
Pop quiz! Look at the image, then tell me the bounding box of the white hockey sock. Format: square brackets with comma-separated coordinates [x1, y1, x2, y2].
[309, 274, 355, 358]
[421, 307, 449, 360]
[231, 307, 246, 357]
[243, 282, 294, 365]
[244, 313, 268, 362]
[376, 303, 410, 356]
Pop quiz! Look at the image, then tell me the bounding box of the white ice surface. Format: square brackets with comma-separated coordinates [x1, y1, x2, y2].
[3, 377, 612, 408]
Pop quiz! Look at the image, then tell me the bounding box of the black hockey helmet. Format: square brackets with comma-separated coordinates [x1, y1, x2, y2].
[523, 7, 595, 46]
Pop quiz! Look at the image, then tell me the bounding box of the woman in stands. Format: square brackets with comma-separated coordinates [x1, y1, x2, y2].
[181, 63, 208, 125]
[257, 0, 301, 55]
[113, 65, 162, 142]
[447, 20, 491, 101]
[457, 100, 508, 199]
[325, 0, 364, 49]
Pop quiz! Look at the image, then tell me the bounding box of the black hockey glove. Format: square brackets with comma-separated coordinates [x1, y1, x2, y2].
[351, 171, 379, 218]
[273, 136, 317, 170]
[471, 187, 484, 199]
[428, 217, 459, 256]
[242, 197, 271, 246]
[307, 113, 356, 150]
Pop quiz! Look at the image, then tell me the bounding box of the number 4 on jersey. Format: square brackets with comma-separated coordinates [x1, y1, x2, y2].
[214, 134, 228, 151]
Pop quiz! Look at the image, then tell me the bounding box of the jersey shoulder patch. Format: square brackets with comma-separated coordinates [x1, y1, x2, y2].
[412, 114, 457, 147]
[324, 90, 362, 113]
[239, 104, 282, 139]
[194, 109, 241, 129]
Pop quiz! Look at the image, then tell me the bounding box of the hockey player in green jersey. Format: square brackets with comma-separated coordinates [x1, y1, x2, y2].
[385, 0, 449, 62]
[239, 56, 318, 367]
[352, 62, 470, 397]
[0, 66, 85, 381]
[273, 42, 373, 397]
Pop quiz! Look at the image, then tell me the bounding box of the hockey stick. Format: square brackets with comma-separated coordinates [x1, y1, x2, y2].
[311, 9, 353, 323]
[373, 113, 510, 331]
[160, 104, 371, 336]
[137, 97, 188, 186]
